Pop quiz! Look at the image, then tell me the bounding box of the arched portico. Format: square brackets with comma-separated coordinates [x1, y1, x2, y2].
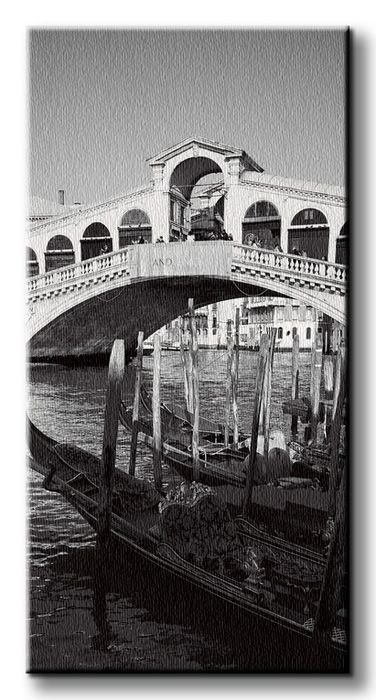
[81, 222, 112, 261]
[45, 235, 75, 272]
[242, 201, 281, 248]
[336, 221, 348, 265]
[118, 209, 152, 246]
[169, 156, 225, 242]
[288, 208, 330, 260]
[26, 246, 39, 277]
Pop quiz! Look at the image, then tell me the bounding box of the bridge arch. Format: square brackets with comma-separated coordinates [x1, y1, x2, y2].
[26, 246, 39, 277]
[27, 242, 346, 361]
[45, 235, 75, 272]
[288, 208, 329, 260]
[81, 222, 112, 261]
[242, 200, 281, 248]
[118, 209, 152, 247]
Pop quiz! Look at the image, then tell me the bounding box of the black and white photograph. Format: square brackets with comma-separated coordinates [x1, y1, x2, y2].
[25, 27, 348, 673]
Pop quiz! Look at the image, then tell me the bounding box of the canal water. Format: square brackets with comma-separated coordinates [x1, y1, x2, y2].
[28, 350, 313, 672]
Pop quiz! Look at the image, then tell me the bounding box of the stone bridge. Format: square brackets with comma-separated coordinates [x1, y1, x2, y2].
[27, 242, 347, 362]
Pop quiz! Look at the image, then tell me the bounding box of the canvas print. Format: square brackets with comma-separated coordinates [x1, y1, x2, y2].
[27, 29, 348, 672]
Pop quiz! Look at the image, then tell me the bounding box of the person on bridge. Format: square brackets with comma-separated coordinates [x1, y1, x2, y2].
[187, 232, 195, 243]
[138, 235, 145, 244]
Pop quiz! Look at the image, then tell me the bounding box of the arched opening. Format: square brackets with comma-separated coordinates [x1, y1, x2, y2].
[45, 235, 75, 272]
[277, 327, 283, 339]
[169, 157, 225, 241]
[336, 221, 348, 265]
[26, 246, 39, 277]
[288, 208, 329, 260]
[292, 326, 298, 338]
[242, 201, 281, 249]
[81, 222, 112, 261]
[118, 209, 152, 247]
[306, 327, 312, 340]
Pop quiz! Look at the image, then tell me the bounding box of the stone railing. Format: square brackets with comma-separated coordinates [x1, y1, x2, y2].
[27, 248, 130, 294]
[232, 244, 347, 290]
[27, 241, 347, 300]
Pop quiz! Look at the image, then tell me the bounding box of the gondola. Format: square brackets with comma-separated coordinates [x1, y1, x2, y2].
[119, 406, 334, 550]
[119, 401, 248, 462]
[27, 417, 347, 672]
[139, 383, 243, 442]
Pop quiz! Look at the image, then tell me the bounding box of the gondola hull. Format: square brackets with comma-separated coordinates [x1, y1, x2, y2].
[27, 418, 348, 672]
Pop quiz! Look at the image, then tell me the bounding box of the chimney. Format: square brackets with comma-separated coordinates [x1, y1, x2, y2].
[58, 189, 65, 205]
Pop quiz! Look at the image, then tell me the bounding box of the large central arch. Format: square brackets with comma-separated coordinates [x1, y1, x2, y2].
[169, 157, 225, 242]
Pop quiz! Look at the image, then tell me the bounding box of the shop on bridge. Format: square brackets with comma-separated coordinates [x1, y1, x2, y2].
[81, 222, 113, 261]
[242, 200, 281, 249]
[288, 208, 329, 260]
[118, 209, 152, 247]
[45, 235, 75, 272]
[26, 246, 39, 277]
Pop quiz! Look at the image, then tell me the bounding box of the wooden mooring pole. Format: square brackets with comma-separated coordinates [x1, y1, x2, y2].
[232, 307, 240, 448]
[242, 334, 268, 515]
[312, 449, 347, 656]
[152, 333, 163, 490]
[129, 331, 144, 476]
[97, 339, 125, 554]
[323, 355, 334, 442]
[188, 298, 200, 481]
[179, 317, 190, 414]
[225, 335, 234, 448]
[264, 328, 277, 456]
[310, 334, 323, 442]
[291, 333, 300, 436]
[328, 348, 346, 519]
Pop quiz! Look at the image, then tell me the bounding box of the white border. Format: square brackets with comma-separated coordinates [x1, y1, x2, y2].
[1, 4, 375, 698]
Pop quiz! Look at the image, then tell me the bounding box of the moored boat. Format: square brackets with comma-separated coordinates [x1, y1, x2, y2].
[27, 417, 347, 672]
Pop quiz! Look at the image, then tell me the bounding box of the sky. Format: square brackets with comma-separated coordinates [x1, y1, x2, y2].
[29, 29, 347, 206]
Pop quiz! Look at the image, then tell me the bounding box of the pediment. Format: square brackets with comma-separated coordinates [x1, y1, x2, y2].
[147, 137, 263, 172]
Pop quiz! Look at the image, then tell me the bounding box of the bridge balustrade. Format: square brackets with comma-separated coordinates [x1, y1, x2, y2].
[27, 249, 129, 293]
[232, 245, 347, 284]
[27, 242, 347, 299]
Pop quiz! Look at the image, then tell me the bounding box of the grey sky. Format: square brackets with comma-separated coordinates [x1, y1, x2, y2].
[29, 29, 346, 206]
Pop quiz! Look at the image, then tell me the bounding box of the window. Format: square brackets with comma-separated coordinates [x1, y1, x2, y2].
[306, 327, 312, 340]
[277, 327, 283, 339]
[276, 308, 284, 322]
[292, 327, 298, 338]
[180, 206, 185, 226]
[170, 199, 175, 222]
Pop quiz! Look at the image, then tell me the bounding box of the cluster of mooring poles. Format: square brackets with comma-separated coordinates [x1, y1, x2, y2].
[93, 305, 347, 658]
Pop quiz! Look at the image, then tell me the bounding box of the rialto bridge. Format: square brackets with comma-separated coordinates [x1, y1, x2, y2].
[27, 138, 347, 361]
